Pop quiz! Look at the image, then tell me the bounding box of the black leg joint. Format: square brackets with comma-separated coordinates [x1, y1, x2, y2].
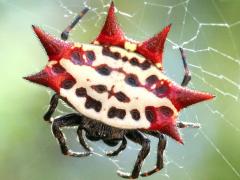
[44, 94, 59, 123]
[179, 47, 192, 87]
[106, 137, 127, 157]
[51, 113, 91, 157]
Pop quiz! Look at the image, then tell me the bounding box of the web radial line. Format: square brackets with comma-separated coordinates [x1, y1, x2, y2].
[205, 104, 240, 133]
[138, 1, 146, 28]
[178, 0, 189, 44]
[179, 47, 240, 66]
[145, 1, 188, 9]
[57, 0, 74, 15]
[20, 0, 240, 178]
[190, 73, 240, 134]
[189, 64, 240, 92]
[211, 0, 240, 61]
[199, 128, 240, 178]
[190, 71, 238, 101]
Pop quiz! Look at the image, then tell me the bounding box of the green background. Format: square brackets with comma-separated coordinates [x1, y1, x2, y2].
[0, 0, 239, 180]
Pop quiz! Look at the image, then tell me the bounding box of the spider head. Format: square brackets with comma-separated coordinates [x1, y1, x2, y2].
[23, 26, 75, 93]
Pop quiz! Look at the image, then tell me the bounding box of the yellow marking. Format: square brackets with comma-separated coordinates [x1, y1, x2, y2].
[93, 41, 100, 45]
[47, 61, 57, 67]
[124, 41, 137, 52]
[156, 62, 162, 69]
[74, 43, 82, 48]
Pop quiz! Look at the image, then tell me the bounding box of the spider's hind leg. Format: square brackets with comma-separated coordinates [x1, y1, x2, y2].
[106, 137, 127, 157]
[179, 48, 191, 86]
[117, 131, 150, 179]
[77, 127, 92, 152]
[140, 131, 166, 177]
[52, 113, 91, 157]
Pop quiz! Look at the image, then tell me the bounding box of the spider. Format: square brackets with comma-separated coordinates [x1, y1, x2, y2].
[24, 2, 214, 179]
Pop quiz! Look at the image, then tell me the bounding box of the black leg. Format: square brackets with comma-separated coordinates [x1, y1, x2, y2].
[106, 137, 127, 157]
[140, 131, 166, 177]
[117, 131, 150, 179]
[176, 121, 201, 128]
[179, 48, 191, 87]
[44, 94, 59, 123]
[77, 127, 92, 152]
[61, 7, 89, 40]
[52, 113, 91, 157]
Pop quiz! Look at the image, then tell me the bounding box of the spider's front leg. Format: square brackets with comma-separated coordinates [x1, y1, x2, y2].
[106, 137, 127, 157]
[52, 113, 91, 157]
[140, 131, 166, 177]
[43, 93, 59, 123]
[117, 131, 150, 179]
[179, 48, 191, 87]
[61, 7, 89, 41]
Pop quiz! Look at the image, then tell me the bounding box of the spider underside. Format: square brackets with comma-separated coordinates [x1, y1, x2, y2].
[45, 94, 168, 178]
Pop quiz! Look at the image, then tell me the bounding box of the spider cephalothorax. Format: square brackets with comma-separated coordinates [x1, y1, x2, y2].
[24, 2, 214, 179]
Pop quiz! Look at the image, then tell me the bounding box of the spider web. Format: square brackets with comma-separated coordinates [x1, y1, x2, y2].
[50, 0, 240, 179]
[53, 0, 240, 179]
[2, 0, 239, 179]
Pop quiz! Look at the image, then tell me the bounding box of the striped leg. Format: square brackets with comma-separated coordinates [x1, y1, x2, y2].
[77, 127, 92, 152]
[140, 131, 166, 177]
[43, 94, 59, 123]
[61, 7, 89, 40]
[52, 113, 91, 157]
[117, 131, 150, 179]
[179, 48, 191, 86]
[106, 137, 127, 157]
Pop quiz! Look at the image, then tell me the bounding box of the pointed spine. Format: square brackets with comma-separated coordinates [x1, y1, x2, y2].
[169, 85, 215, 111]
[23, 69, 49, 87]
[137, 24, 171, 67]
[95, 2, 125, 46]
[160, 123, 183, 144]
[23, 66, 75, 93]
[32, 25, 72, 60]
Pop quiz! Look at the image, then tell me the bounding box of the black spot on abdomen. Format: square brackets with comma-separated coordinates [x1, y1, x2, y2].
[102, 46, 121, 60]
[145, 107, 155, 122]
[91, 84, 108, 94]
[52, 64, 65, 74]
[125, 74, 139, 87]
[155, 81, 169, 96]
[61, 79, 76, 89]
[76, 87, 87, 97]
[130, 109, 140, 120]
[96, 64, 111, 76]
[75, 87, 102, 112]
[140, 60, 151, 70]
[122, 56, 128, 62]
[115, 91, 130, 103]
[85, 96, 102, 112]
[130, 57, 139, 66]
[108, 107, 126, 119]
[146, 75, 158, 86]
[159, 106, 173, 117]
[71, 50, 84, 65]
[108, 107, 116, 118]
[86, 51, 96, 62]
